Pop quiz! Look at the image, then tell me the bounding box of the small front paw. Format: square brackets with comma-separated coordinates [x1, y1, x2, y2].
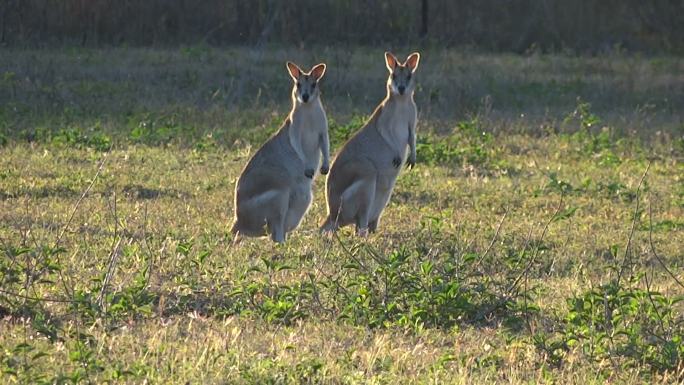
[320, 164, 329, 175]
[392, 156, 402, 168]
[304, 168, 315, 179]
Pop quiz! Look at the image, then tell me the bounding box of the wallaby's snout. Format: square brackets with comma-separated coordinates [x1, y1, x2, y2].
[385, 51, 420, 97]
[287, 61, 326, 105]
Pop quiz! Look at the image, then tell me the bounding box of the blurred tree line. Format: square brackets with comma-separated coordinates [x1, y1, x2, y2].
[1, 0, 683, 54]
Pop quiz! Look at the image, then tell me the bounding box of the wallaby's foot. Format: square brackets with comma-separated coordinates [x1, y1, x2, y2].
[271, 231, 286, 243]
[368, 220, 378, 233]
[392, 156, 402, 168]
[406, 156, 416, 169]
[356, 227, 369, 238]
[304, 168, 315, 178]
[269, 221, 286, 243]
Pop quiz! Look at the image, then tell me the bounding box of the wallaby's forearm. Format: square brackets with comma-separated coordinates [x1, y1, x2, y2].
[407, 122, 416, 168]
[320, 131, 330, 174]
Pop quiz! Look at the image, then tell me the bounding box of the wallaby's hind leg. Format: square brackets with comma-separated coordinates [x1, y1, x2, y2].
[366, 177, 396, 234]
[338, 177, 376, 237]
[232, 189, 281, 237]
[266, 191, 290, 243]
[285, 184, 313, 233]
[323, 158, 377, 235]
[320, 191, 343, 234]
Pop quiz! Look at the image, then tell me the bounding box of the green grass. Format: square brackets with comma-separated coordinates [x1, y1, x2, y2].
[0, 47, 683, 384]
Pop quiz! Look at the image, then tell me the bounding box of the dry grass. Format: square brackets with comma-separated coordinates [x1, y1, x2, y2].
[0, 47, 683, 384]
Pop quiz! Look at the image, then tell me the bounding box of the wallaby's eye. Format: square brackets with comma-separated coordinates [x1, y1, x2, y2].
[296, 82, 301, 89]
[407, 73, 412, 81]
[391, 74, 396, 80]
[311, 83, 316, 89]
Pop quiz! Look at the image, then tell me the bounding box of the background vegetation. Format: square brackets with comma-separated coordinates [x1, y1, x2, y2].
[2, 0, 684, 54]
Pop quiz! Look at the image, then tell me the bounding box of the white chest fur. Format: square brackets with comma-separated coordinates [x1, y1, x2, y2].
[288, 100, 327, 164]
[377, 98, 416, 154]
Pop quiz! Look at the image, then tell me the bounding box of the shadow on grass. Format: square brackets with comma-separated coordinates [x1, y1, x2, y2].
[0, 185, 78, 200]
[121, 184, 190, 200]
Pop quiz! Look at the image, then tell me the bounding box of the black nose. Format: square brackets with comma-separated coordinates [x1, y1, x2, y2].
[398, 86, 405, 94]
[302, 93, 309, 102]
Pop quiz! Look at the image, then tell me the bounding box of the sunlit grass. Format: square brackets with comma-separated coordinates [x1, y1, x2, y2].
[0, 48, 682, 383]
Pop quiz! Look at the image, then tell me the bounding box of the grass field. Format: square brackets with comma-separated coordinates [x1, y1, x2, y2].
[1, 47, 683, 384]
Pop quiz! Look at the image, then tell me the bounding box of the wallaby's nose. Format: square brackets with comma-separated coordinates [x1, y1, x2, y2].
[398, 85, 406, 95]
[302, 93, 309, 102]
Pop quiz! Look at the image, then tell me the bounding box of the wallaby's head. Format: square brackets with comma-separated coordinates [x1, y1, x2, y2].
[385, 52, 420, 97]
[286, 62, 326, 104]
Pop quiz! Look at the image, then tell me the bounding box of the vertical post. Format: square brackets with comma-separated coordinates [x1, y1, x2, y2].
[420, 0, 428, 38]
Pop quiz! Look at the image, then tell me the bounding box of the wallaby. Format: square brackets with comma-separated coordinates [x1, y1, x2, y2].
[321, 52, 420, 236]
[231, 62, 330, 243]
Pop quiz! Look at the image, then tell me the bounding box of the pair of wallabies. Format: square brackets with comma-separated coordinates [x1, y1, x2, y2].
[231, 52, 421, 243]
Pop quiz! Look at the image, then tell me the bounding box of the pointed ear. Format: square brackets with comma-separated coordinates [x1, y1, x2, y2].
[405, 52, 420, 71]
[385, 52, 398, 72]
[286, 61, 302, 80]
[310, 63, 326, 80]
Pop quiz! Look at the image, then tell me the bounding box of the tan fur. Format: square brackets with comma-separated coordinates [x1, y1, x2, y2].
[232, 62, 329, 243]
[321, 52, 420, 235]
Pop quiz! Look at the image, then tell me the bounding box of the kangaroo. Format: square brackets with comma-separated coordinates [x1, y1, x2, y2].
[231, 62, 330, 243]
[321, 52, 420, 236]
